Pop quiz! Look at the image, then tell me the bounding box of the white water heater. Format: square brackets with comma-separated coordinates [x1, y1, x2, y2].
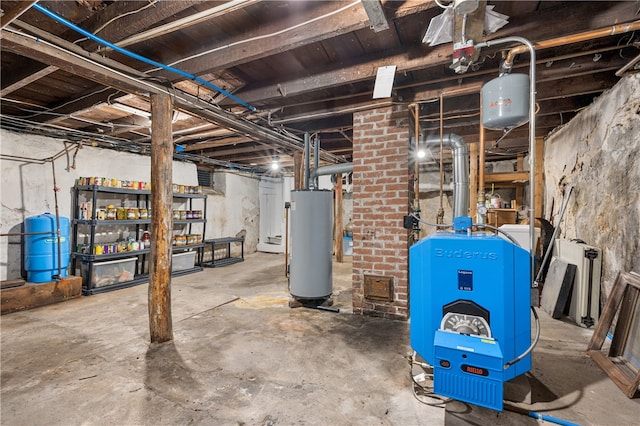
[289, 190, 333, 301]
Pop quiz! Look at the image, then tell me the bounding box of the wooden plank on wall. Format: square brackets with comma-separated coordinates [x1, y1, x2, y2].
[484, 172, 530, 183]
[535, 136, 544, 216]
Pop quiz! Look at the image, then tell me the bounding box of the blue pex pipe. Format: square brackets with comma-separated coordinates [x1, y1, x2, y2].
[528, 411, 581, 426]
[32, 3, 257, 112]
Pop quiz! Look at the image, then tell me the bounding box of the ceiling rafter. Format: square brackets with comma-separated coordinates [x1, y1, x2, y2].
[1, 29, 339, 163]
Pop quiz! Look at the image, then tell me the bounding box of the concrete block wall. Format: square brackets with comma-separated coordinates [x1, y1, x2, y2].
[352, 105, 411, 320]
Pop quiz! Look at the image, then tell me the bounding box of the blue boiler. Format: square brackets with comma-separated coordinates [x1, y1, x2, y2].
[410, 218, 532, 411]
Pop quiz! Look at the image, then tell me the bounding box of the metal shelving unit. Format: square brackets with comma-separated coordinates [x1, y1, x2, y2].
[71, 184, 207, 295]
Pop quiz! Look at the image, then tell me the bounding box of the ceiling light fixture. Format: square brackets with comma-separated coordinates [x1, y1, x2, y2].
[271, 156, 280, 171]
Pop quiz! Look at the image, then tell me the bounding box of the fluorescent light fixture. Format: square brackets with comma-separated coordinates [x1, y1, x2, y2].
[111, 103, 150, 118]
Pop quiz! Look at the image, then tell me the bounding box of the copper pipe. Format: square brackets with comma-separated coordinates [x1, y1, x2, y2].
[478, 91, 486, 196]
[439, 94, 444, 207]
[503, 20, 640, 69]
[411, 103, 420, 208]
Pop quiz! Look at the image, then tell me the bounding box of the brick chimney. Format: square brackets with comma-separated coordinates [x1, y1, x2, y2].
[352, 105, 411, 320]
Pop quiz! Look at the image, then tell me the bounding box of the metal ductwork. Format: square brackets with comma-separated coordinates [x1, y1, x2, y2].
[310, 163, 353, 180]
[422, 133, 469, 218]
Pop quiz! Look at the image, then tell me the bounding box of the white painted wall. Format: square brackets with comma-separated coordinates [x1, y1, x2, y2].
[0, 129, 260, 280]
[205, 171, 260, 254]
[256, 175, 293, 253]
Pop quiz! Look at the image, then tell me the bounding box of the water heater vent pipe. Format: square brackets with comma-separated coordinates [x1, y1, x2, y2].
[422, 133, 470, 218]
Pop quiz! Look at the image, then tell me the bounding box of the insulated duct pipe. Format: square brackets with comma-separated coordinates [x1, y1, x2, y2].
[304, 133, 310, 190]
[310, 162, 354, 179]
[423, 133, 470, 218]
[313, 136, 320, 189]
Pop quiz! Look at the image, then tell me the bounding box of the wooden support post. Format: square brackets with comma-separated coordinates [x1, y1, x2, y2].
[534, 137, 544, 217]
[469, 142, 478, 218]
[149, 93, 173, 343]
[293, 151, 303, 190]
[335, 174, 344, 263]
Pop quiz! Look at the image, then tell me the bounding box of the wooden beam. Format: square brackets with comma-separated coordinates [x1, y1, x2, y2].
[153, 1, 370, 80]
[0, 1, 38, 30]
[229, 1, 638, 106]
[0, 1, 206, 96]
[182, 136, 251, 152]
[93, 1, 252, 51]
[1, 31, 151, 96]
[0, 65, 58, 97]
[149, 93, 173, 344]
[534, 136, 544, 217]
[484, 172, 530, 183]
[1, 29, 335, 161]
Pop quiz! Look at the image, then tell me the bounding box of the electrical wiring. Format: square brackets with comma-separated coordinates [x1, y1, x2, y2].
[1, 114, 261, 172]
[4, 14, 342, 164]
[32, 3, 257, 112]
[0, 98, 144, 129]
[1, 86, 114, 118]
[408, 351, 451, 407]
[1, 114, 133, 144]
[161, 0, 362, 70]
[73, 0, 159, 44]
[410, 213, 452, 228]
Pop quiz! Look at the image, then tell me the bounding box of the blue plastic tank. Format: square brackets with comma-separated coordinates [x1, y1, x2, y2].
[24, 213, 70, 283]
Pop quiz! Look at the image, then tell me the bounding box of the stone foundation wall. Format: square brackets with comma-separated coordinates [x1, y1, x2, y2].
[543, 74, 640, 300]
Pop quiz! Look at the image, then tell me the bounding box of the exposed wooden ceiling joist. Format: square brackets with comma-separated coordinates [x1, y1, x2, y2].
[2, 1, 637, 168]
[1, 28, 340, 163]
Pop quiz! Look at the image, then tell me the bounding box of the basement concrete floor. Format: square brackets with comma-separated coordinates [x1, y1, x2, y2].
[1, 252, 638, 425]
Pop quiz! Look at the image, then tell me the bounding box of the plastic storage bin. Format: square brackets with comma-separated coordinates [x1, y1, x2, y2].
[81, 257, 136, 288]
[172, 251, 196, 272]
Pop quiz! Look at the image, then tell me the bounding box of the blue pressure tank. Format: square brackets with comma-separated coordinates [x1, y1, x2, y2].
[24, 213, 70, 283]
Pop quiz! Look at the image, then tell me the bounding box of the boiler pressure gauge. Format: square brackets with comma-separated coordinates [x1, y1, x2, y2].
[441, 313, 492, 338]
